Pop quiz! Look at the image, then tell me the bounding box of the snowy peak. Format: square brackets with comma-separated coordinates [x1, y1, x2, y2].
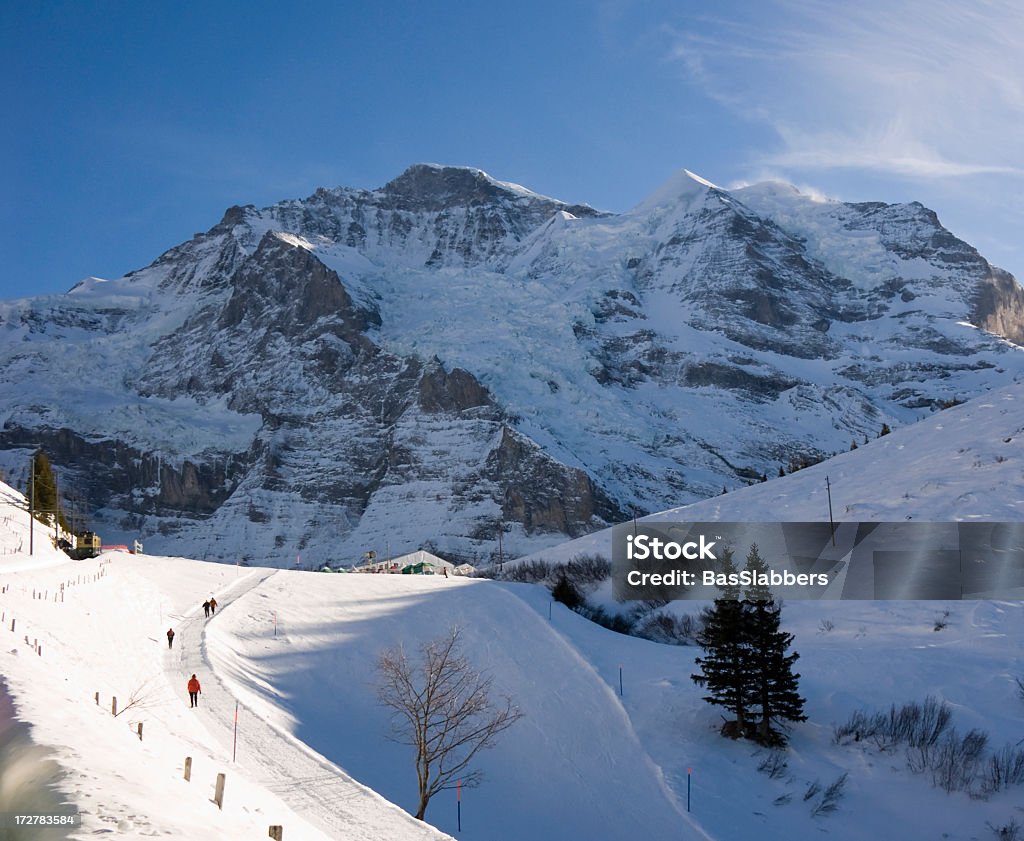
[629, 167, 720, 214]
[380, 163, 545, 210]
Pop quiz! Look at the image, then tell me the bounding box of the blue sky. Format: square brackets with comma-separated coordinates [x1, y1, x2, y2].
[3, 1, 1022, 298]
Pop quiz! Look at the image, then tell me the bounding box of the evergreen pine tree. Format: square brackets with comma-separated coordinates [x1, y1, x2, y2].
[879, 423, 891, 436]
[28, 450, 67, 530]
[692, 547, 753, 737]
[741, 543, 772, 605]
[741, 544, 806, 745]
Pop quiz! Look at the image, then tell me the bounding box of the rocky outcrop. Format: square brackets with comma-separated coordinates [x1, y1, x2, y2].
[972, 267, 1024, 346]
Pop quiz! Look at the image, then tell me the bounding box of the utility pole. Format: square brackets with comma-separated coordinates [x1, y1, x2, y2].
[826, 475, 835, 546]
[54, 470, 60, 544]
[29, 452, 35, 555]
[497, 519, 504, 571]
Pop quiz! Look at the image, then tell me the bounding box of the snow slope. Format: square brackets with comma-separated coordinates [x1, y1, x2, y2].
[520, 378, 1024, 565]
[1, 462, 1022, 840]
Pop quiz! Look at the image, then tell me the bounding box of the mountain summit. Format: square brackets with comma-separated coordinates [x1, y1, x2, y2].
[1, 165, 1022, 564]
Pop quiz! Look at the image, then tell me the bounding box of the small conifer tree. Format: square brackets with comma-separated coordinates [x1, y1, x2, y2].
[28, 450, 67, 530]
[741, 544, 806, 746]
[693, 543, 807, 746]
[692, 547, 752, 737]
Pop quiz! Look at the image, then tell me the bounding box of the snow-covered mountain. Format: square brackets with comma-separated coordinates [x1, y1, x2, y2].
[1, 164, 1023, 564]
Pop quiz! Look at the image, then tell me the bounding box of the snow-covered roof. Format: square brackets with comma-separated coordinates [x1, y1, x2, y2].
[391, 549, 454, 569]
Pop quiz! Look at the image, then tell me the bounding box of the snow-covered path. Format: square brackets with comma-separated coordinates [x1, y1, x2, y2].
[165, 568, 452, 841]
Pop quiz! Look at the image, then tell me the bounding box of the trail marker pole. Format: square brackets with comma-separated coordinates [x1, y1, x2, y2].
[687, 768, 691, 812]
[457, 779, 461, 832]
[618, 665, 623, 697]
[232, 702, 239, 762]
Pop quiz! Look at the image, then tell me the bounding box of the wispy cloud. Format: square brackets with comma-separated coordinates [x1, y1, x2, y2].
[665, 0, 1024, 180]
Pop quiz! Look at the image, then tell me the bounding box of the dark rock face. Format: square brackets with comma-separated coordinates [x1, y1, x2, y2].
[972, 267, 1024, 345]
[0, 425, 248, 519]
[417, 366, 492, 413]
[485, 427, 620, 535]
[1, 164, 1022, 565]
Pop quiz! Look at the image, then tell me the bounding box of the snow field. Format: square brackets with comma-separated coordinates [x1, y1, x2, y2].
[1, 470, 1022, 840]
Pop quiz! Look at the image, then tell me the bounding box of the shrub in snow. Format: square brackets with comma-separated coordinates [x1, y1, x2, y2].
[633, 611, 700, 646]
[982, 745, 1024, 795]
[986, 818, 1021, 841]
[811, 772, 848, 817]
[500, 560, 553, 583]
[756, 750, 788, 779]
[834, 696, 1024, 797]
[802, 779, 821, 801]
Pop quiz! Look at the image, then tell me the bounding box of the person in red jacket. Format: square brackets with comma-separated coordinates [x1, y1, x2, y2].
[166, 627, 175, 649]
[187, 674, 201, 707]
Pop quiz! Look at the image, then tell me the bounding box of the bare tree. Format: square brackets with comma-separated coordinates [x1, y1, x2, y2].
[376, 626, 523, 821]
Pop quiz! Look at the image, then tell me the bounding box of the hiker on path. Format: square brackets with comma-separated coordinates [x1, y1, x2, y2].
[166, 628, 175, 649]
[203, 600, 210, 618]
[188, 674, 201, 708]
[209, 597, 218, 615]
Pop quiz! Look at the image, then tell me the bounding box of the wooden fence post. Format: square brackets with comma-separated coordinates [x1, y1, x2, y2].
[184, 757, 192, 782]
[214, 773, 226, 809]
[137, 722, 143, 741]
[95, 692, 99, 705]
[111, 697, 117, 717]
[269, 826, 284, 840]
